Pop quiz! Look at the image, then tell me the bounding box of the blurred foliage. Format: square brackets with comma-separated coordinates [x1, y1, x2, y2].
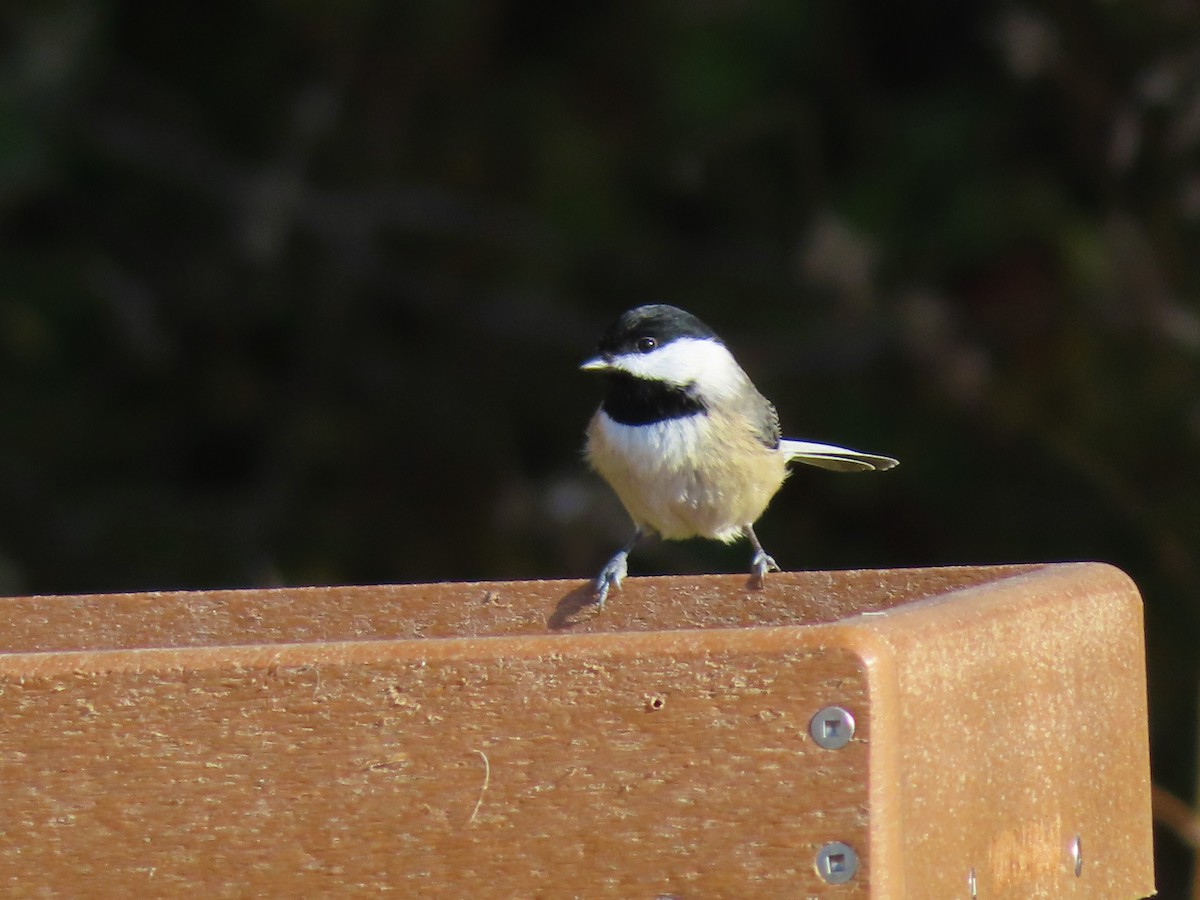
[3, 1, 1200, 892]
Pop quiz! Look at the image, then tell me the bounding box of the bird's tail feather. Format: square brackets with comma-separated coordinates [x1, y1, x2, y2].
[780, 439, 899, 473]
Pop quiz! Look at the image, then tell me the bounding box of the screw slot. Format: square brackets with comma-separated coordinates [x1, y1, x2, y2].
[809, 706, 856, 749]
[1069, 834, 1083, 877]
[815, 841, 859, 884]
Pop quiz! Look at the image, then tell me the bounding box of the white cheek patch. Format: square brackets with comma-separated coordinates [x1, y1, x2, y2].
[606, 338, 746, 400]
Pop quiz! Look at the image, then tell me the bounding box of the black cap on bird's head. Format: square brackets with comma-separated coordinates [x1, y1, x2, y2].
[582, 305, 720, 370]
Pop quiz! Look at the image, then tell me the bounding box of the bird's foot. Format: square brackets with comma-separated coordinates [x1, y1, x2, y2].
[593, 550, 630, 606]
[750, 550, 781, 588]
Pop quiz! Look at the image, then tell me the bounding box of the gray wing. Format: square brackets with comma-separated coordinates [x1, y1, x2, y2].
[751, 395, 782, 449]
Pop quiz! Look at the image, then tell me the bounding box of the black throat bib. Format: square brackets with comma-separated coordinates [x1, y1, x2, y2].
[600, 373, 707, 426]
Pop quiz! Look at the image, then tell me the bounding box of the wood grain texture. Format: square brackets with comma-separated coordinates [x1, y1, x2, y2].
[0, 564, 1153, 898]
[854, 563, 1154, 899]
[0, 565, 1033, 654]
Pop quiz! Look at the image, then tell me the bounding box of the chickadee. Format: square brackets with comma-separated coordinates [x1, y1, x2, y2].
[581, 304, 898, 605]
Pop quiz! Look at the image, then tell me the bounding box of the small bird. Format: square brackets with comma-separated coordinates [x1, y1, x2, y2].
[581, 304, 897, 605]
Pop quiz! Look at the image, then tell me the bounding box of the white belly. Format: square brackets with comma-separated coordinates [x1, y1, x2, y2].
[585, 411, 788, 541]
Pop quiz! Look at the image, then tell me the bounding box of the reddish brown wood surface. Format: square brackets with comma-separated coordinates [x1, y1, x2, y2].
[851, 563, 1154, 899]
[0, 564, 1153, 898]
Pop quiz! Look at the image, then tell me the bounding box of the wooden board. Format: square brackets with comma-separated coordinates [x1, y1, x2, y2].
[0, 564, 1154, 898]
[850, 563, 1154, 899]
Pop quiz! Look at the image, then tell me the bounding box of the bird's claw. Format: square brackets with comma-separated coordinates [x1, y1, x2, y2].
[593, 551, 630, 606]
[751, 550, 780, 587]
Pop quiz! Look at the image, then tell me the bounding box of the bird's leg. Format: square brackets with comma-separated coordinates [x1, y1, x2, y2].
[593, 527, 644, 606]
[745, 524, 780, 587]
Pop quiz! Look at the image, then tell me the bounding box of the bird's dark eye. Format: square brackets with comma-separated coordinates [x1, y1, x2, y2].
[636, 336, 657, 353]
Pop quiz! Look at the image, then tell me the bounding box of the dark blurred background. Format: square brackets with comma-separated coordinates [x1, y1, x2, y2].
[3, 1, 1198, 893]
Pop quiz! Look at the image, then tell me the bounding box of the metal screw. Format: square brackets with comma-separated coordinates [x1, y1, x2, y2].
[1069, 834, 1082, 877]
[967, 867, 977, 898]
[815, 841, 858, 884]
[809, 706, 856, 749]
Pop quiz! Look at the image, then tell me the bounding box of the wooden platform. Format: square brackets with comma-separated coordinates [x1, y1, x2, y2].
[0, 564, 1154, 897]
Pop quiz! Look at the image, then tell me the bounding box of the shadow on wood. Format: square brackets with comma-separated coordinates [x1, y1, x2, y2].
[0, 564, 1154, 898]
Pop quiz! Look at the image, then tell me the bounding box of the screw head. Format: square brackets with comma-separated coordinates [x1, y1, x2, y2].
[809, 706, 856, 749]
[815, 841, 859, 884]
[1069, 834, 1082, 876]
